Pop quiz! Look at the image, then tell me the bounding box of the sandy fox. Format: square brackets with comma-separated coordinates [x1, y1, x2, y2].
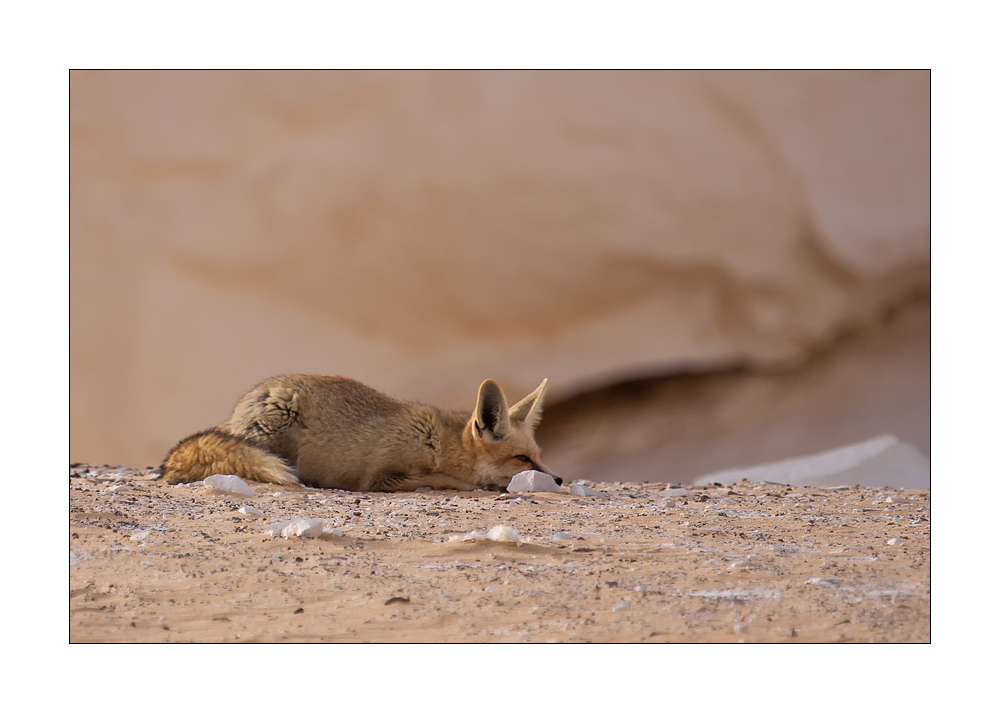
[159, 375, 559, 492]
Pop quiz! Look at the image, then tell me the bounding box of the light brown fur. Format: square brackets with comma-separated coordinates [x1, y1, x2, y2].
[160, 375, 557, 492]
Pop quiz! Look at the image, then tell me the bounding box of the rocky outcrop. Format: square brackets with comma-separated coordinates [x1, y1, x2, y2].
[70, 71, 929, 468]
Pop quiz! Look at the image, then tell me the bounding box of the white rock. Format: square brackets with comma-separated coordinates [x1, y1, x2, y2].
[508, 470, 560, 493]
[238, 505, 265, 518]
[570, 483, 610, 497]
[265, 519, 324, 539]
[887, 538, 901, 545]
[692, 435, 930, 489]
[322, 526, 344, 537]
[886, 496, 905, 504]
[105, 483, 128, 493]
[550, 532, 574, 541]
[734, 624, 749, 634]
[203, 474, 256, 496]
[805, 577, 838, 588]
[130, 530, 150, 541]
[486, 524, 523, 545]
[449, 531, 487, 542]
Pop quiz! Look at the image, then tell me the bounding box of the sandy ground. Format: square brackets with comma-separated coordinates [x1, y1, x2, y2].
[69, 465, 929, 643]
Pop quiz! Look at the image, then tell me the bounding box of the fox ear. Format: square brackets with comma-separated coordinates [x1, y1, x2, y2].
[509, 378, 547, 433]
[474, 379, 510, 440]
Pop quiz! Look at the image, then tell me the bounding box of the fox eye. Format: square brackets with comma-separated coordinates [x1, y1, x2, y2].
[514, 455, 532, 463]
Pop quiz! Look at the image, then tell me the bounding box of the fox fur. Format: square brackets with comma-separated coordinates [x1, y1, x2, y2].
[159, 375, 558, 492]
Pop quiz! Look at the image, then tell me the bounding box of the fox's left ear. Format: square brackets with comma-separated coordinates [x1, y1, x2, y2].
[508, 378, 547, 433]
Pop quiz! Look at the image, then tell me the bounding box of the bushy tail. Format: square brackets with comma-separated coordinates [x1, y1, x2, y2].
[159, 429, 299, 485]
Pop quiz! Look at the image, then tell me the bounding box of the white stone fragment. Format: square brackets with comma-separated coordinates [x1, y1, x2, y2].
[265, 519, 324, 539]
[322, 526, 344, 537]
[238, 505, 265, 518]
[130, 530, 149, 541]
[203, 474, 256, 496]
[550, 532, 574, 541]
[486, 524, 523, 545]
[448, 531, 485, 542]
[887, 538, 901, 545]
[508, 470, 560, 493]
[805, 577, 838, 588]
[886, 496, 905, 504]
[570, 482, 610, 497]
[105, 483, 128, 493]
[734, 624, 749, 634]
[692, 435, 930, 489]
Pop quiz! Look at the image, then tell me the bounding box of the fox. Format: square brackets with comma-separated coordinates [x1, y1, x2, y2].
[159, 375, 559, 492]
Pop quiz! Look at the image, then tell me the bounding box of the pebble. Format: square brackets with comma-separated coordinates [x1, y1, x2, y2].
[508, 470, 560, 493]
[203, 474, 256, 497]
[265, 519, 324, 539]
[570, 483, 609, 498]
[887, 538, 901, 545]
[105, 483, 128, 493]
[130, 530, 150, 541]
[805, 577, 838, 588]
[614, 602, 630, 612]
[550, 532, 574, 541]
[734, 624, 748, 634]
[886, 496, 905, 504]
[238, 506, 265, 518]
[486, 525, 522, 545]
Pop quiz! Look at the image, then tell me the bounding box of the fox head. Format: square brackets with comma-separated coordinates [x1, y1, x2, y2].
[466, 378, 560, 491]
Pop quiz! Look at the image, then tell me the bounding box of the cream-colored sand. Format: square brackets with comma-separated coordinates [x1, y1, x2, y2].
[70, 465, 929, 643]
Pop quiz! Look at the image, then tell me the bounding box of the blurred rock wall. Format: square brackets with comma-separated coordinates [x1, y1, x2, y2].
[70, 70, 929, 468]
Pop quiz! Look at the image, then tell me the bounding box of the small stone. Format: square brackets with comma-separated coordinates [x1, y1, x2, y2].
[238, 505, 265, 518]
[734, 624, 748, 634]
[613, 602, 630, 612]
[550, 532, 574, 541]
[887, 538, 901, 545]
[886, 496, 905, 504]
[570, 483, 610, 498]
[265, 519, 324, 539]
[486, 525, 522, 545]
[203, 474, 256, 497]
[805, 577, 838, 588]
[508, 470, 560, 493]
[105, 483, 128, 493]
[130, 530, 149, 541]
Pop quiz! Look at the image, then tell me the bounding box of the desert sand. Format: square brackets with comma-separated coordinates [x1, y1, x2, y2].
[70, 464, 929, 643]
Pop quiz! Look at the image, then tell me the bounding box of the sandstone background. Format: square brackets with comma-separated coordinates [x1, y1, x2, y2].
[69, 70, 930, 482]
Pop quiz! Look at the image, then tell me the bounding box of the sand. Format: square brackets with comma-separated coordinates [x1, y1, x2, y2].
[69, 465, 929, 643]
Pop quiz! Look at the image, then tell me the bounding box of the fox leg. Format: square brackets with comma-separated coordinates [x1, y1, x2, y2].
[372, 472, 484, 492]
